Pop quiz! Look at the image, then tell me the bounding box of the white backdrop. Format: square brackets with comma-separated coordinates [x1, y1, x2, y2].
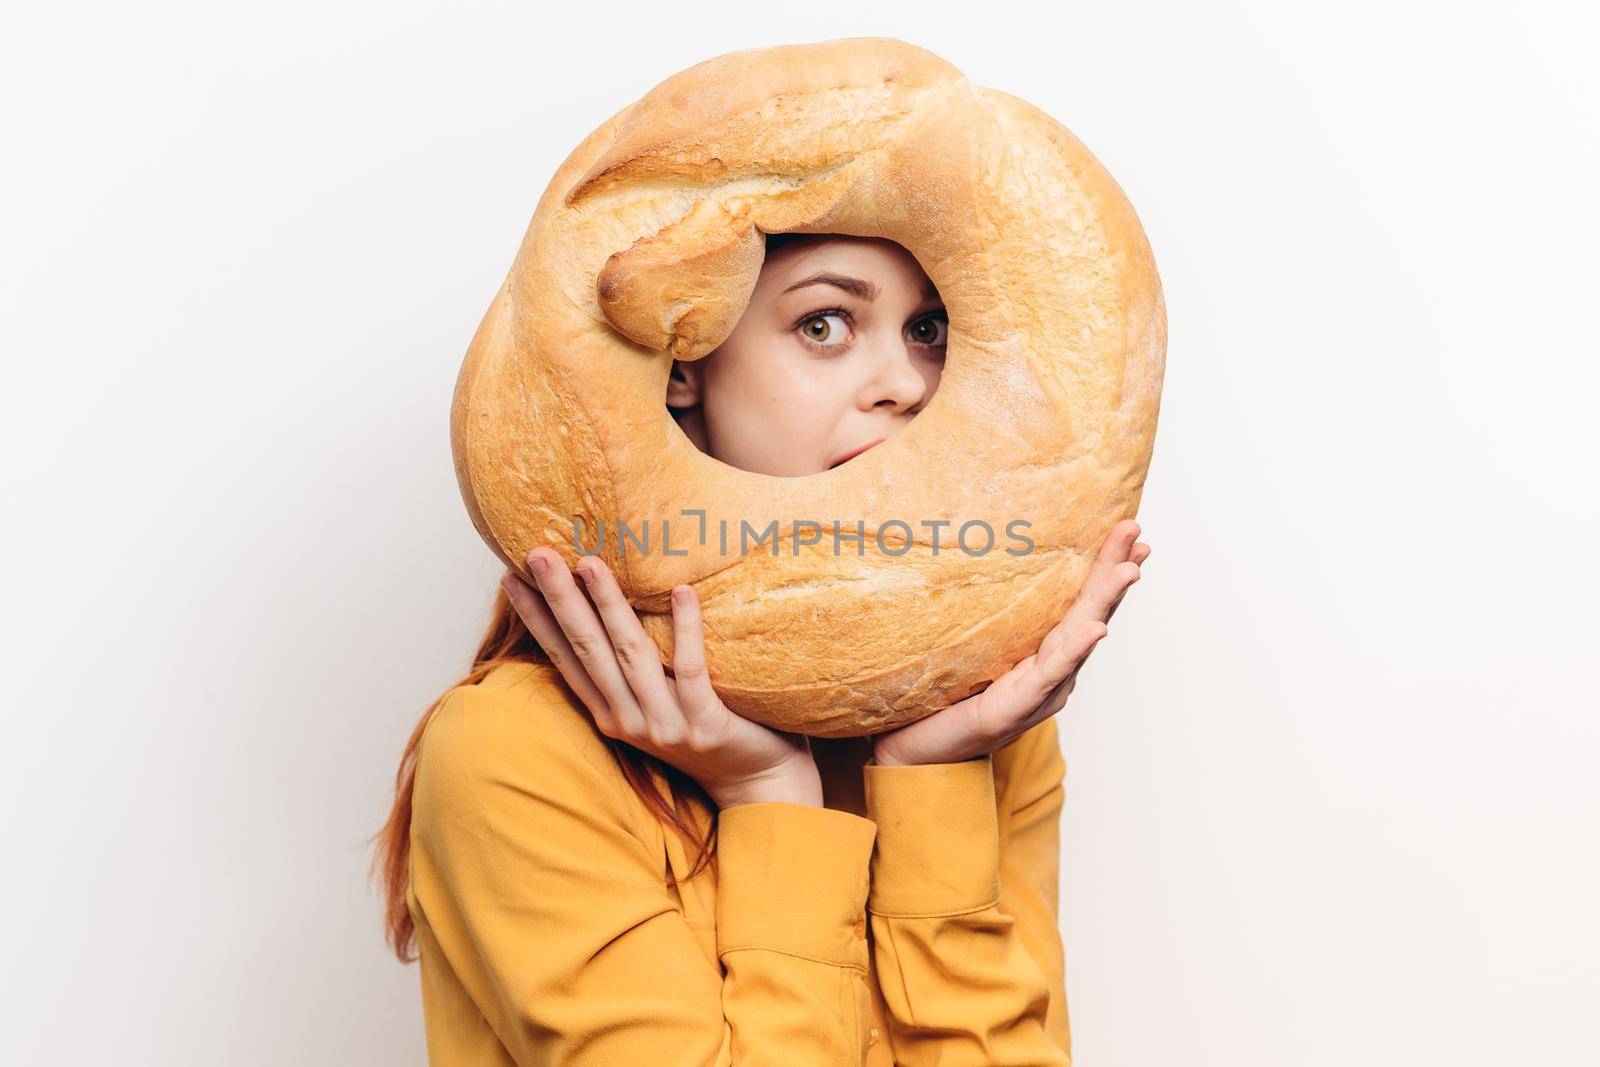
[3, 2, 1595, 1064]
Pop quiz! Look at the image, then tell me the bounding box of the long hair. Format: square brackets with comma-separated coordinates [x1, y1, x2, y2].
[369, 585, 719, 963]
[379, 232, 821, 962]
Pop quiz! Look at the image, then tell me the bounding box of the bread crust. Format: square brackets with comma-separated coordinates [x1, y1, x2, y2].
[451, 37, 1165, 736]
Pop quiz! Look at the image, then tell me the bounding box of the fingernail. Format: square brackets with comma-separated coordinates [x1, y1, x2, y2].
[529, 554, 549, 577]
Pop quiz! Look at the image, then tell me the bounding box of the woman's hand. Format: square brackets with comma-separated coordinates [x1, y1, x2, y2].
[871, 519, 1151, 768]
[500, 548, 824, 810]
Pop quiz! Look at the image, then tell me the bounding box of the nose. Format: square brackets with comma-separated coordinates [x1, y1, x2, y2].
[859, 335, 935, 415]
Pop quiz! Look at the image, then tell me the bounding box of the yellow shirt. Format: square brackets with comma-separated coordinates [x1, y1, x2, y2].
[407, 660, 1071, 1065]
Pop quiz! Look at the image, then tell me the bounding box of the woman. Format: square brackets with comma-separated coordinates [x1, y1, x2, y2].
[373, 232, 1149, 1064]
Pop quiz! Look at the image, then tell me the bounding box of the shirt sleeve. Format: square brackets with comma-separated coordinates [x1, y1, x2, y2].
[409, 679, 880, 1065]
[862, 717, 1071, 1065]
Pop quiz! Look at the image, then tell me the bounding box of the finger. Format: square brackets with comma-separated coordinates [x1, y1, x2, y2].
[1030, 621, 1107, 702]
[1103, 544, 1151, 623]
[1101, 560, 1143, 623]
[499, 569, 612, 723]
[1041, 557, 1140, 657]
[1020, 621, 1109, 727]
[1036, 524, 1139, 652]
[1100, 520, 1140, 567]
[526, 549, 647, 736]
[968, 620, 1107, 746]
[668, 584, 723, 729]
[571, 555, 683, 739]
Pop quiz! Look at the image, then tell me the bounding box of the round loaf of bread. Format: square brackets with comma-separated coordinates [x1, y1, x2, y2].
[451, 37, 1165, 737]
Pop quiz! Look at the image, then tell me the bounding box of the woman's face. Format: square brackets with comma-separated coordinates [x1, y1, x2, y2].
[667, 235, 947, 477]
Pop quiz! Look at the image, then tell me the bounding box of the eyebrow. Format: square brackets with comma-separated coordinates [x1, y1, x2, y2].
[782, 272, 940, 302]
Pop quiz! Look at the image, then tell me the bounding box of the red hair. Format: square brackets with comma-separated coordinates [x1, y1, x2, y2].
[368, 585, 719, 963]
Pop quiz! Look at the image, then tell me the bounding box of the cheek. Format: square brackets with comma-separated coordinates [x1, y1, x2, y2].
[706, 360, 827, 447]
[774, 358, 857, 422]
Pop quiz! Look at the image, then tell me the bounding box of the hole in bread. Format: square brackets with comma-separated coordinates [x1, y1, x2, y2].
[665, 231, 949, 479]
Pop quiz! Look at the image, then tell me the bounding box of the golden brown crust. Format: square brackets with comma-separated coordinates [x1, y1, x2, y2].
[451, 37, 1166, 736]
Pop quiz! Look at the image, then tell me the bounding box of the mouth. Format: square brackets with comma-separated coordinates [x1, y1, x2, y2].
[829, 437, 887, 470]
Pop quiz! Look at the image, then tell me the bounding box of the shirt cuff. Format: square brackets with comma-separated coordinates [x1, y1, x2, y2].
[715, 802, 878, 968]
[863, 755, 1001, 917]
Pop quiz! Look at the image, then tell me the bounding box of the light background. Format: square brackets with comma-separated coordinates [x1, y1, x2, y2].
[3, 2, 1595, 1063]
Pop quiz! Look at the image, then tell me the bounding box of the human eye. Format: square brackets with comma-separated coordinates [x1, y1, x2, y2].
[793, 307, 853, 351]
[907, 311, 949, 349]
